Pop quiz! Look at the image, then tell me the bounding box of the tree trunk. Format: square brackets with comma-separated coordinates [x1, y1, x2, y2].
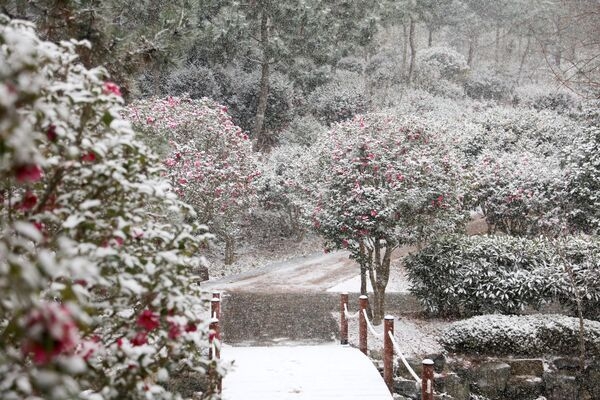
[224, 235, 235, 265]
[407, 17, 417, 84]
[427, 27, 433, 47]
[401, 22, 408, 76]
[467, 36, 477, 67]
[495, 24, 500, 66]
[253, 10, 271, 152]
[368, 240, 392, 325]
[516, 32, 532, 85]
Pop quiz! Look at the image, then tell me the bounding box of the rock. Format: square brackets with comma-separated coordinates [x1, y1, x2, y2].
[506, 358, 545, 377]
[370, 348, 383, 360]
[426, 352, 447, 373]
[544, 373, 580, 400]
[435, 372, 469, 400]
[584, 362, 600, 399]
[394, 377, 419, 399]
[397, 357, 424, 380]
[471, 361, 511, 399]
[504, 375, 544, 399]
[552, 357, 580, 375]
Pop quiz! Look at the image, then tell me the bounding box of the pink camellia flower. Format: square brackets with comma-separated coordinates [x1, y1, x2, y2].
[370, 210, 378, 217]
[102, 81, 121, 96]
[137, 309, 160, 331]
[15, 164, 43, 183]
[185, 322, 198, 333]
[342, 239, 349, 248]
[146, 116, 155, 124]
[21, 303, 80, 365]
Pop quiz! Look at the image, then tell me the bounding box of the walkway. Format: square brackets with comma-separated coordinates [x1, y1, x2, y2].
[221, 344, 393, 400]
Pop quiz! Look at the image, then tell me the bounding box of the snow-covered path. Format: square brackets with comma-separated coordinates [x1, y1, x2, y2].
[221, 344, 393, 400]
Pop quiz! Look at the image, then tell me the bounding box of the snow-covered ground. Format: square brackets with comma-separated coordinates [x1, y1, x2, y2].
[221, 344, 393, 400]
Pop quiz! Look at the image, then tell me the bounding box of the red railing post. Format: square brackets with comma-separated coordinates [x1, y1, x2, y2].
[211, 296, 221, 321]
[421, 359, 434, 400]
[340, 292, 349, 345]
[208, 316, 221, 394]
[359, 295, 368, 355]
[383, 315, 395, 393]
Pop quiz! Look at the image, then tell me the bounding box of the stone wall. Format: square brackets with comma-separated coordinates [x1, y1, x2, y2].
[386, 354, 600, 400]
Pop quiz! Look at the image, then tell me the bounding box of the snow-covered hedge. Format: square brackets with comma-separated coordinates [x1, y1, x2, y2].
[441, 314, 600, 357]
[308, 71, 369, 125]
[405, 235, 600, 318]
[464, 69, 512, 101]
[513, 84, 580, 114]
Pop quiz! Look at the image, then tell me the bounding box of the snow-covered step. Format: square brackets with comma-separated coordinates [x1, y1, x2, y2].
[221, 344, 393, 400]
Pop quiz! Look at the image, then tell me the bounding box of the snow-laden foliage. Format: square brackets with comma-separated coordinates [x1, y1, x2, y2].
[0, 16, 220, 399]
[256, 143, 325, 238]
[164, 63, 223, 101]
[441, 314, 600, 357]
[279, 115, 326, 147]
[308, 71, 369, 125]
[405, 235, 600, 318]
[564, 126, 600, 235]
[464, 69, 513, 101]
[414, 46, 469, 98]
[313, 113, 468, 321]
[126, 96, 260, 265]
[513, 83, 580, 114]
[470, 151, 566, 236]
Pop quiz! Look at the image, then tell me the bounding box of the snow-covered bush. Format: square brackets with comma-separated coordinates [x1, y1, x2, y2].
[337, 56, 365, 74]
[405, 235, 600, 318]
[220, 67, 294, 134]
[513, 84, 580, 114]
[279, 114, 327, 147]
[415, 46, 468, 98]
[308, 71, 369, 125]
[470, 151, 566, 236]
[255, 144, 323, 239]
[313, 113, 468, 322]
[564, 126, 600, 235]
[127, 96, 260, 265]
[464, 69, 513, 101]
[441, 314, 600, 357]
[165, 63, 223, 100]
[0, 16, 220, 399]
[365, 50, 402, 88]
[287, 57, 331, 94]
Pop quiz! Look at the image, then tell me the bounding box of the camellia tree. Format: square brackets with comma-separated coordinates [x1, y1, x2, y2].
[313, 114, 468, 324]
[0, 16, 221, 399]
[126, 96, 260, 265]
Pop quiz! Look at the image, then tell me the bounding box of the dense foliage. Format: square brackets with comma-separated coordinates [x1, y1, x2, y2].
[0, 17, 220, 399]
[405, 235, 600, 318]
[442, 314, 600, 357]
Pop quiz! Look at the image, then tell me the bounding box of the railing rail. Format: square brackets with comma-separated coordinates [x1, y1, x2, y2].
[340, 293, 435, 400]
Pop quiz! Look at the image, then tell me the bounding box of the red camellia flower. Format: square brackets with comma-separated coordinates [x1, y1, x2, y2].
[17, 191, 38, 211]
[46, 124, 57, 141]
[168, 321, 182, 340]
[137, 309, 160, 331]
[184, 322, 197, 333]
[131, 331, 148, 346]
[81, 152, 96, 162]
[102, 81, 121, 96]
[15, 164, 43, 183]
[21, 303, 80, 365]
